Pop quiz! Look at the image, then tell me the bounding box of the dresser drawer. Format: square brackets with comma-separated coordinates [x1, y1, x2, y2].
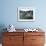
[32, 44, 44, 46]
[32, 36, 45, 44]
[3, 42, 23, 46]
[24, 32, 44, 36]
[3, 32, 23, 36]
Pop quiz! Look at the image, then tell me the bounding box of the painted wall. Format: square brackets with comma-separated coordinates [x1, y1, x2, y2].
[0, 0, 46, 31]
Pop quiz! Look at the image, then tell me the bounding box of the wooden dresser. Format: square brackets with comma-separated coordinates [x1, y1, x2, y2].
[2, 30, 45, 46]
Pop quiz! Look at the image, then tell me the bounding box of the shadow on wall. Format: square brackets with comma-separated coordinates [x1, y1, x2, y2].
[0, 24, 7, 43]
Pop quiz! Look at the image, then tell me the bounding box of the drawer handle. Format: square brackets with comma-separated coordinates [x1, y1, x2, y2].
[32, 39, 36, 40]
[9, 38, 12, 40]
[9, 38, 13, 40]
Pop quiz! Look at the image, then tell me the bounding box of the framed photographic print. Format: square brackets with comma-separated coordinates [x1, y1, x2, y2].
[17, 7, 35, 21]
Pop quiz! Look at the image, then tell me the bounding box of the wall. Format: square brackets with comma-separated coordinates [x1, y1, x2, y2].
[0, 0, 46, 43]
